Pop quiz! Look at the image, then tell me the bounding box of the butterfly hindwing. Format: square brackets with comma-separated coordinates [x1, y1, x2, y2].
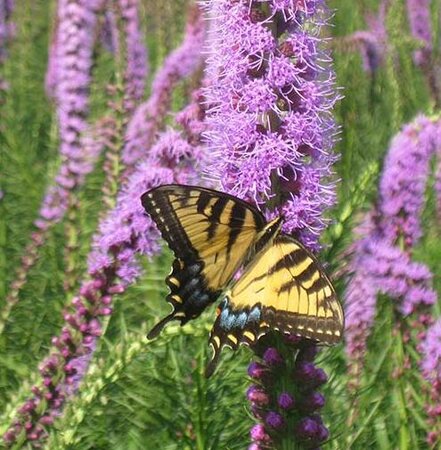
[141, 185, 267, 337]
[206, 235, 343, 376]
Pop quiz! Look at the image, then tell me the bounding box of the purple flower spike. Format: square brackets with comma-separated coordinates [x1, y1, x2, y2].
[118, 0, 148, 111]
[345, 116, 440, 390]
[122, 4, 205, 168]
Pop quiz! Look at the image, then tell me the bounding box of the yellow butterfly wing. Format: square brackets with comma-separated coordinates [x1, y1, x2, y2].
[206, 234, 343, 376]
[141, 185, 267, 338]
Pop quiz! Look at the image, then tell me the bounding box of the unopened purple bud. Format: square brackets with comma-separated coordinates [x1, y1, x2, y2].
[265, 411, 284, 429]
[317, 423, 329, 442]
[247, 385, 269, 405]
[248, 444, 263, 450]
[61, 347, 71, 359]
[28, 432, 39, 440]
[72, 297, 82, 307]
[278, 392, 295, 410]
[298, 345, 319, 361]
[3, 430, 16, 443]
[101, 295, 112, 305]
[311, 367, 328, 387]
[77, 306, 88, 316]
[80, 323, 89, 333]
[24, 422, 33, 431]
[108, 284, 124, 294]
[40, 415, 54, 426]
[263, 347, 284, 366]
[98, 307, 113, 316]
[295, 417, 319, 439]
[248, 362, 267, 379]
[294, 361, 316, 380]
[250, 424, 271, 442]
[92, 278, 105, 290]
[301, 392, 325, 411]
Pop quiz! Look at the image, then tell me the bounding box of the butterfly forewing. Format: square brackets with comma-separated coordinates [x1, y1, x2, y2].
[141, 185, 267, 337]
[206, 235, 343, 376]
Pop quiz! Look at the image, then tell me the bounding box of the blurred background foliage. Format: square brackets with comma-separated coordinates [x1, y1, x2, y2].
[0, 0, 440, 448]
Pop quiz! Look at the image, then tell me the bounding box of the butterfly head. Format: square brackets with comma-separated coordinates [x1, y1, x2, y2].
[262, 216, 283, 238]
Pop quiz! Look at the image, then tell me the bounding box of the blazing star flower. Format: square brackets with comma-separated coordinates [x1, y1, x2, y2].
[344, 116, 439, 387]
[406, 0, 432, 67]
[3, 123, 205, 447]
[122, 4, 205, 169]
[379, 115, 439, 248]
[203, 1, 339, 447]
[2, 9, 208, 442]
[118, 0, 148, 111]
[203, 0, 338, 250]
[247, 340, 329, 449]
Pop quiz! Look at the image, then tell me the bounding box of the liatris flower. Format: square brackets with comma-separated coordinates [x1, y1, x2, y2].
[406, 0, 432, 67]
[2, 81, 207, 447]
[2, 130, 203, 447]
[203, 0, 338, 250]
[344, 115, 440, 387]
[247, 339, 329, 449]
[117, 0, 148, 111]
[202, 1, 339, 447]
[122, 4, 206, 168]
[379, 115, 439, 248]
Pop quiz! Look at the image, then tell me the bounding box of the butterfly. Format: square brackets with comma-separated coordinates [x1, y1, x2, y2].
[141, 184, 344, 377]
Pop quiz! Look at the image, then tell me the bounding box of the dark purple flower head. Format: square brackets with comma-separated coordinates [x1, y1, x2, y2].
[278, 392, 295, 410]
[248, 361, 268, 380]
[247, 385, 270, 406]
[250, 424, 271, 443]
[263, 347, 284, 366]
[265, 411, 285, 429]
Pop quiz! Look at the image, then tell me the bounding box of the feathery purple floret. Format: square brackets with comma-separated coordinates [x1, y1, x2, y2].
[406, 0, 432, 66]
[122, 5, 205, 168]
[203, 0, 338, 250]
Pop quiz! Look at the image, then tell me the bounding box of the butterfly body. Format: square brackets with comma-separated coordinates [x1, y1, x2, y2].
[141, 185, 344, 376]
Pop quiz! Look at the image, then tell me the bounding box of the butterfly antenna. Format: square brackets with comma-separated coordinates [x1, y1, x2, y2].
[146, 313, 176, 340]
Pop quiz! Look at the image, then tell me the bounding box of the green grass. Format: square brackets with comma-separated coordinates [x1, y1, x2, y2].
[1, 0, 440, 449]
